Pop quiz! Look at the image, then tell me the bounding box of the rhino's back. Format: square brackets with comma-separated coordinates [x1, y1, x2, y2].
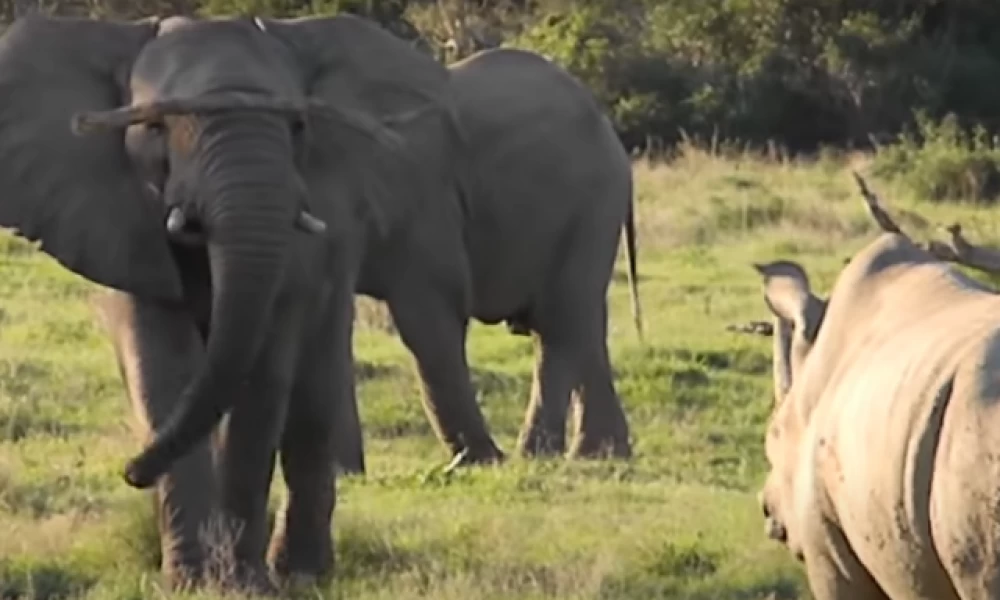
[819, 267, 1000, 598]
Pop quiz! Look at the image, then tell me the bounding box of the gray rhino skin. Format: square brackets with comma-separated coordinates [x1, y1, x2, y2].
[755, 232, 1000, 599]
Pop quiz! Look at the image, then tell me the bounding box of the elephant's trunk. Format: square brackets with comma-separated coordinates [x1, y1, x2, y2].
[123, 115, 298, 488]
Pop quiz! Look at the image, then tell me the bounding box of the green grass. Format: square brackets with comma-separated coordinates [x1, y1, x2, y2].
[4, 144, 1000, 599]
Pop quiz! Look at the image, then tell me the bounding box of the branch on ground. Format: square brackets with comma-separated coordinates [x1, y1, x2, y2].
[852, 171, 1000, 275]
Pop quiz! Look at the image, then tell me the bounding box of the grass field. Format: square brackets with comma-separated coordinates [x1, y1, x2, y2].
[3, 144, 999, 599]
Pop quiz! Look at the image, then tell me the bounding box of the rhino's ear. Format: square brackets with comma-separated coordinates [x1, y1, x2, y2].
[752, 261, 824, 337]
[752, 261, 826, 401]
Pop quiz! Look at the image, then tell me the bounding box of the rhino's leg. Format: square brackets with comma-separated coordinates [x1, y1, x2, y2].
[929, 407, 1000, 600]
[802, 521, 889, 600]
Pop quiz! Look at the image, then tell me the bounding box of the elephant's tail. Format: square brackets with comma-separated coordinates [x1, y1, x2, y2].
[624, 198, 644, 342]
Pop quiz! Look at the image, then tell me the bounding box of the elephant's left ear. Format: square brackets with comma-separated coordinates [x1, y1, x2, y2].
[257, 14, 462, 238]
[0, 16, 184, 301]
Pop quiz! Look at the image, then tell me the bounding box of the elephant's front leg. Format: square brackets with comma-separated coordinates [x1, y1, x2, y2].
[94, 290, 219, 589]
[213, 298, 304, 591]
[268, 288, 353, 585]
[386, 284, 505, 467]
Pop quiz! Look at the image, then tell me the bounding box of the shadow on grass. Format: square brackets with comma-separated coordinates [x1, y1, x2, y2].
[355, 359, 406, 382]
[0, 557, 96, 600]
[601, 541, 804, 599]
[615, 345, 770, 379]
[470, 366, 528, 399]
[0, 410, 81, 442]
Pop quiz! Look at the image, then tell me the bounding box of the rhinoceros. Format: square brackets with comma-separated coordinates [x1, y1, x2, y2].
[748, 231, 1000, 599]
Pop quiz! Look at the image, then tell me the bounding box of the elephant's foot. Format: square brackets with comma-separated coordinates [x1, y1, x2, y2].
[160, 558, 206, 593]
[333, 418, 367, 477]
[515, 426, 566, 458]
[268, 529, 334, 587]
[567, 431, 632, 460]
[443, 444, 505, 473]
[161, 559, 274, 596]
[193, 548, 276, 596]
[219, 560, 278, 597]
[280, 572, 325, 593]
[334, 453, 366, 477]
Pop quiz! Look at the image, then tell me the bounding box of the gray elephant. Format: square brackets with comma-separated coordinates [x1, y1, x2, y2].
[0, 13, 460, 591]
[337, 47, 642, 473]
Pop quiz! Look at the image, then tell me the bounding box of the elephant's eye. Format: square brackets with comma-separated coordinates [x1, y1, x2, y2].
[290, 118, 306, 139]
[124, 122, 169, 190]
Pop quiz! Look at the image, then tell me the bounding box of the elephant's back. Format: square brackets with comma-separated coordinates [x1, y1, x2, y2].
[449, 48, 600, 120]
[448, 46, 629, 216]
[447, 48, 631, 321]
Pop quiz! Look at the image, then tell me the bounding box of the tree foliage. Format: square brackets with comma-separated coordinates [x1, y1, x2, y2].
[13, 0, 1000, 153]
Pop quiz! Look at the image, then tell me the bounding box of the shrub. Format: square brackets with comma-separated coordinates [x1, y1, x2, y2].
[24, 0, 1000, 155]
[872, 112, 1000, 204]
[502, 0, 1000, 154]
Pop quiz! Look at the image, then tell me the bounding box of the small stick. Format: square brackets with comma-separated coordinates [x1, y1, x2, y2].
[726, 320, 774, 336]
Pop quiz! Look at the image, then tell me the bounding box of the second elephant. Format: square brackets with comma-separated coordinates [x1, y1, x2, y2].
[340, 47, 641, 472]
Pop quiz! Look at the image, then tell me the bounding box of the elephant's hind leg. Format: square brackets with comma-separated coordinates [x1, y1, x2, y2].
[267, 298, 351, 584]
[93, 290, 219, 589]
[516, 334, 579, 457]
[569, 302, 631, 459]
[517, 225, 623, 458]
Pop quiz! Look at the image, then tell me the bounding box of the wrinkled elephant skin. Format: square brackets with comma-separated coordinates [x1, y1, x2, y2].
[344, 48, 642, 472]
[0, 13, 459, 592]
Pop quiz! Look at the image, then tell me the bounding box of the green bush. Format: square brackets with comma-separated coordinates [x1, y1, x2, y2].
[873, 113, 1000, 204]
[23, 0, 1000, 158]
[502, 0, 1000, 154]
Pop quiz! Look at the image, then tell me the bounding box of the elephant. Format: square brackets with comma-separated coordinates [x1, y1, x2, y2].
[0, 12, 462, 590]
[739, 232, 1000, 599]
[336, 46, 642, 474]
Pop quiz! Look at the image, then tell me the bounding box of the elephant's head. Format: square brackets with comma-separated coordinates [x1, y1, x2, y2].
[0, 14, 450, 488]
[749, 260, 827, 557]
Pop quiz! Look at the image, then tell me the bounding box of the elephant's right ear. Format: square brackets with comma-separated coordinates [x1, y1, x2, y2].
[0, 16, 183, 301]
[257, 14, 460, 239]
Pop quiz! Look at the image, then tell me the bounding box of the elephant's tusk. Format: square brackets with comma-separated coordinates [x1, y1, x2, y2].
[166, 207, 186, 234]
[296, 210, 328, 234]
